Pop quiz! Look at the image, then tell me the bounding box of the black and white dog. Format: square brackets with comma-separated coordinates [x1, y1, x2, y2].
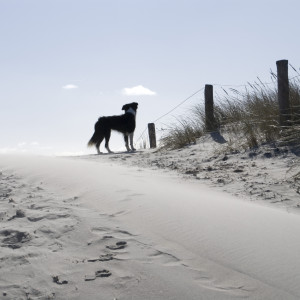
[88, 102, 138, 154]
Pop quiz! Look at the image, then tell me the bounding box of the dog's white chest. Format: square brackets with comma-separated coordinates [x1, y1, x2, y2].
[126, 107, 136, 116]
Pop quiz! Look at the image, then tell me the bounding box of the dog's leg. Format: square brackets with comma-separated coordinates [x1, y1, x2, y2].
[130, 133, 136, 151]
[96, 143, 101, 155]
[124, 134, 130, 152]
[96, 135, 104, 154]
[104, 130, 113, 153]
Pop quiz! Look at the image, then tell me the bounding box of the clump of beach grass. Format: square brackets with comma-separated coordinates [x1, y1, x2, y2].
[160, 75, 300, 151]
[160, 117, 204, 150]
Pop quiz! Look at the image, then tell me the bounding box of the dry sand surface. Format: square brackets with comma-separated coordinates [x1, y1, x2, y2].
[0, 136, 300, 299]
[103, 134, 300, 212]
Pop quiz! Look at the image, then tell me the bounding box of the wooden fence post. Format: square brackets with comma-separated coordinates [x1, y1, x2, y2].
[148, 123, 157, 148]
[205, 84, 217, 131]
[276, 59, 291, 126]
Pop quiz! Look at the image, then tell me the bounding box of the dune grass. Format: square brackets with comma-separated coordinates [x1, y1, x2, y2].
[160, 77, 300, 151]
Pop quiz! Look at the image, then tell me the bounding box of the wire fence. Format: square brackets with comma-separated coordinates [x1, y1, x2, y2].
[134, 67, 300, 148]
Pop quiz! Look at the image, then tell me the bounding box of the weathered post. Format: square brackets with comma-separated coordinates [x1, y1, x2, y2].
[148, 123, 157, 148]
[205, 84, 216, 131]
[276, 59, 291, 126]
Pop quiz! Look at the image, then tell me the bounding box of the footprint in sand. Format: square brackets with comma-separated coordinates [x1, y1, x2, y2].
[106, 241, 127, 250]
[8, 209, 26, 221]
[52, 276, 68, 285]
[95, 269, 111, 277]
[84, 270, 112, 281]
[0, 229, 31, 249]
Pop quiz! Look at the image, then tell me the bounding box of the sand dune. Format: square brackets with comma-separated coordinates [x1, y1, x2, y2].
[0, 154, 300, 299]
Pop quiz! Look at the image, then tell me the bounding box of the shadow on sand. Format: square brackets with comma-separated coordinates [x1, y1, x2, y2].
[210, 131, 227, 144]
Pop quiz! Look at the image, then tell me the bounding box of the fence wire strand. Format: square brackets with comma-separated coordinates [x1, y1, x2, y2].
[134, 87, 205, 146]
[134, 72, 300, 147]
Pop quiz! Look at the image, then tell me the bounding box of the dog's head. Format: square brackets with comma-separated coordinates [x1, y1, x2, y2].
[122, 102, 138, 113]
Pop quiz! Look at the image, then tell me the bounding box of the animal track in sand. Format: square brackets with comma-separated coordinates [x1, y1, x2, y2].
[106, 241, 127, 250]
[95, 269, 112, 277]
[85, 269, 112, 281]
[0, 229, 31, 249]
[8, 209, 26, 221]
[52, 275, 68, 285]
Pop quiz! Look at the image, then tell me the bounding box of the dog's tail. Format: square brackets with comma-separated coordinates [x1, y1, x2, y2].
[87, 132, 97, 147]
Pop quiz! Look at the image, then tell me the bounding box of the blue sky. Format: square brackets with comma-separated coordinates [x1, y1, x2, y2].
[1, 0, 300, 155]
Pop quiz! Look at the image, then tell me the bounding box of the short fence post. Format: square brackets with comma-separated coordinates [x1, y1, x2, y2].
[276, 59, 291, 126]
[205, 84, 217, 131]
[148, 123, 157, 148]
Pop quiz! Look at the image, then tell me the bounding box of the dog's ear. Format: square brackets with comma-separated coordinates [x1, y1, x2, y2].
[122, 104, 129, 111]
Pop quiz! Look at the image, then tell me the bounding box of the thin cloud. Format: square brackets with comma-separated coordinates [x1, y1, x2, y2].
[62, 84, 78, 90]
[122, 85, 156, 96]
[18, 141, 39, 147]
[18, 142, 26, 147]
[30, 141, 39, 146]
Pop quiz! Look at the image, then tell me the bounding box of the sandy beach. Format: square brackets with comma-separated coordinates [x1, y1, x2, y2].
[0, 141, 300, 299]
[2, 0, 300, 299]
